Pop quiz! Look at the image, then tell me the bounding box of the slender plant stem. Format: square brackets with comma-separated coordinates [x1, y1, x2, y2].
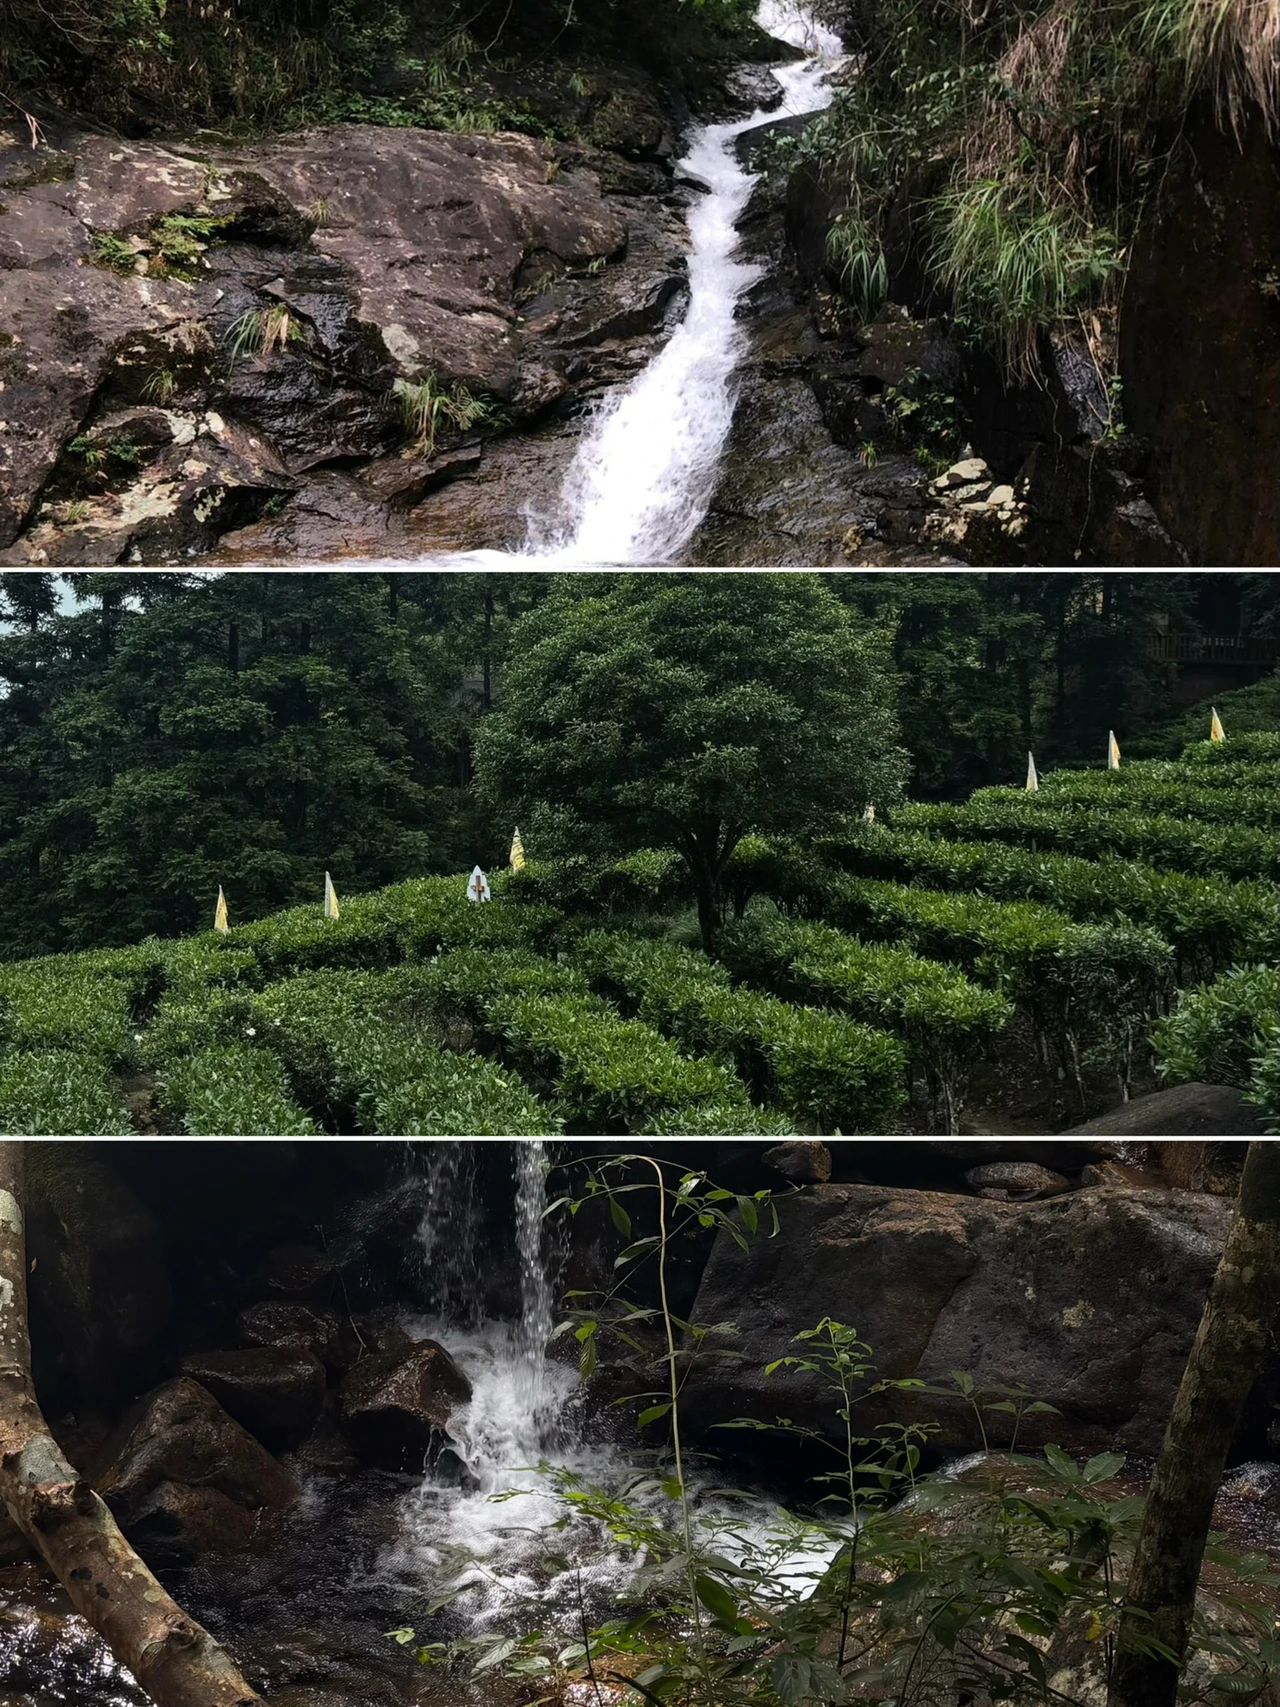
[650, 1159, 713, 1703]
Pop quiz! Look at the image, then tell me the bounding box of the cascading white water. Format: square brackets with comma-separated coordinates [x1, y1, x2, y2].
[350, 1, 843, 570]
[390, 1141, 842, 1634]
[523, 0, 845, 564]
[514, 1138, 553, 1420]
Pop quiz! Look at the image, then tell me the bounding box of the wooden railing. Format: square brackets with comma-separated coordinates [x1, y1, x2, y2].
[1146, 632, 1279, 666]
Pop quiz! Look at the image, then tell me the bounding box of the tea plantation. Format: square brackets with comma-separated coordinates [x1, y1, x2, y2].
[5, 731, 1280, 1138]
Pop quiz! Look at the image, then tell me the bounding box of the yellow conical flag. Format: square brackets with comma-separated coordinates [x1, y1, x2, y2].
[323, 871, 340, 920]
[510, 826, 526, 872]
[213, 886, 229, 934]
[1107, 730, 1121, 770]
[1210, 707, 1226, 743]
[1025, 752, 1039, 792]
[863, 803, 876, 824]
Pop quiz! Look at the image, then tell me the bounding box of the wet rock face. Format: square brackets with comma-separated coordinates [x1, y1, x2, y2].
[763, 1139, 833, 1183]
[26, 1147, 172, 1406]
[237, 1300, 361, 1373]
[1121, 107, 1280, 566]
[0, 119, 684, 564]
[179, 1347, 327, 1444]
[96, 1376, 298, 1564]
[684, 1184, 1235, 1463]
[339, 1341, 472, 1472]
[781, 155, 1184, 566]
[963, 1162, 1072, 1200]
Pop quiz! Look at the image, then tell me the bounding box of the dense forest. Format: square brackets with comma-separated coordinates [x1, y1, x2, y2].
[1, 569, 1274, 958]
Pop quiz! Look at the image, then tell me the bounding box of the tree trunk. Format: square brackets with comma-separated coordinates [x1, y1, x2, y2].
[1108, 1142, 1280, 1707]
[693, 864, 721, 956]
[0, 1144, 265, 1707]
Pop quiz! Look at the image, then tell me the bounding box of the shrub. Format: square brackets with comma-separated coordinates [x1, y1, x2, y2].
[1181, 730, 1280, 767]
[1029, 770, 1280, 829]
[353, 1040, 559, 1137]
[643, 1101, 796, 1136]
[161, 1044, 320, 1136]
[895, 796, 1280, 881]
[825, 826, 1280, 975]
[0, 958, 139, 1066]
[208, 876, 558, 979]
[719, 912, 1012, 1132]
[573, 931, 908, 1133]
[1153, 965, 1280, 1090]
[242, 966, 560, 1135]
[0, 1050, 133, 1136]
[485, 992, 736, 1132]
[753, 845, 1172, 1097]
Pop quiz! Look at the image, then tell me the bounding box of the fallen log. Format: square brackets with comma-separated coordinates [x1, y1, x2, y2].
[0, 1141, 266, 1707]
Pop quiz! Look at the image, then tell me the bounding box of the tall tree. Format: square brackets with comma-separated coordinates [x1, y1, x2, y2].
[474, 572, 907, 952]
[0, 1143, 264, 1707]
[1109, 1142, 1280, 1707]
[0, 572, 467, 953]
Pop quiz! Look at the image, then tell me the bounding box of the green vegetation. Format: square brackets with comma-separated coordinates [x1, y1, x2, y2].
[0, 1050, 133, 1135]
[398, 1163, 1280, 1707]
[161, 1043, 320, 1137]
[90, 232, 137, 274]
[573, 930, 910, 1130]
[4, 571, 1280, 1137]
[476, 574, 906, 953]
[225, 305, 307, 363]
[800, 0, 1274, 379]
[0, 0, 760, 135]
[392, 375, 495, 454]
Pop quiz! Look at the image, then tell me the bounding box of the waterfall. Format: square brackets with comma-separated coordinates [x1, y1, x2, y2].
[412, 1140, 481, 1326]
[356, 0, 844, 570]
[524, 0, 845, 564]
[514, 1137, 553, 1421]
[391, 1141, 840, 1631]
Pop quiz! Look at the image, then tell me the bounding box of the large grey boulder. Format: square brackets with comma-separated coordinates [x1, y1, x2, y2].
[1063, 1085, 1267, 1138]
[0, 121, 679, 563]
[339, 1340, 471, 1472]
[97, 1377, 298, 1563]
[683, 1184, 1233, 1462]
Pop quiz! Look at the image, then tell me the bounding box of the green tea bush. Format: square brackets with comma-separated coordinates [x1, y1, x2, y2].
[353, 1039, 559, 1137]
[896, 796, 1280, 881]
[642, 1100, 796, 1136]
[414, 947, 588, 1025]
[1153, 966, 1280, 1091]
[0, 1049, 133, 1135]
[245, 966, 560, 1135]
[485, 991, 736, 1132]
[719, 912, 1011, 1131]
[210, 876, 558, 980]
[1181, 731, 1280, 766]
[573, 931, 908, 1133]
[754, 846, 1171, 1094]
[1099, 758, 1280, 790]
[161, 1044, 320, 1136]
[826, 827, 1280, 975]
[0, 959, 139, 1066]
[1026, 771, 1280, 829]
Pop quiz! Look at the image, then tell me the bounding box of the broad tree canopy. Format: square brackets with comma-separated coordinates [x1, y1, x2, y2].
[475, 572, 907, 948]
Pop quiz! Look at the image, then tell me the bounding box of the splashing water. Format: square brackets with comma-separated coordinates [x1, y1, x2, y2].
[392, 1141, 843, 1634]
